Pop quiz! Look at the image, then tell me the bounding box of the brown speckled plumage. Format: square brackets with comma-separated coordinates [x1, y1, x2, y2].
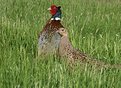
[57, 28, 87, 61]
[57, 28, 121, 69]
[38, 20, 66, 56]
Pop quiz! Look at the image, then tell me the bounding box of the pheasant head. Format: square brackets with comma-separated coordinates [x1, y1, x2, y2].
[56, 28, 68, 37]
[48, 5, 62, 20]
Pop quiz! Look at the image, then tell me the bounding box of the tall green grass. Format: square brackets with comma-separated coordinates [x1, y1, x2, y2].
[0, 0, 121, 87]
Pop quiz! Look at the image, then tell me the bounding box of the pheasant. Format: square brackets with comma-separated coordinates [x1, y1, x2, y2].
[38, 5, 66, 56]
[56, 28, 121, 69]
[56, 28, 88, 62]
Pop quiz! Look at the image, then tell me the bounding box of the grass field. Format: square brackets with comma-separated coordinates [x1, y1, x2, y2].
[0, 0, 121, 88]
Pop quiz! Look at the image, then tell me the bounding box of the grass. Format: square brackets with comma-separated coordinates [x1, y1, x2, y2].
[0, 0, 121, 87]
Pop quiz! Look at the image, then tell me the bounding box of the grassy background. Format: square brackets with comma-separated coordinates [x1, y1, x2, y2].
[0, 0, 121, 87]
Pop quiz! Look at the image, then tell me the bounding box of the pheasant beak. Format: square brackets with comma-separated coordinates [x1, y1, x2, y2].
[56, 30, 59, 33]
[48, 7, 51, 10]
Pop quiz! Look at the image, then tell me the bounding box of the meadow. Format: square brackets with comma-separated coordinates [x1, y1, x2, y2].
[0, 0, 121, 87]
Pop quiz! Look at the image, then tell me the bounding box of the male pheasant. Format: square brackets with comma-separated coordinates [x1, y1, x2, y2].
[38, 5, 66, 56]
[56, 28, 121, 69]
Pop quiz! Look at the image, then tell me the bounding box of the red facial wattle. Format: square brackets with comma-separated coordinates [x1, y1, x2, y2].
[50, 5, 58, 15]
[50, 9, 57, 15]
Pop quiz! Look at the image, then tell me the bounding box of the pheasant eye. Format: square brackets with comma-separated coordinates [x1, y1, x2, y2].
[61, 29, 64, 31]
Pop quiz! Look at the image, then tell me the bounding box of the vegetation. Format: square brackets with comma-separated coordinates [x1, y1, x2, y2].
[0, 0, 121, 87]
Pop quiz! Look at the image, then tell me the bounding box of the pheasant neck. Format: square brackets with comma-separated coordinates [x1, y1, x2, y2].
[51, 17, 61, 21]
[51, 10, 61, 21]
[61, 36, 69, 41]
[60, 36, 73, 50]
